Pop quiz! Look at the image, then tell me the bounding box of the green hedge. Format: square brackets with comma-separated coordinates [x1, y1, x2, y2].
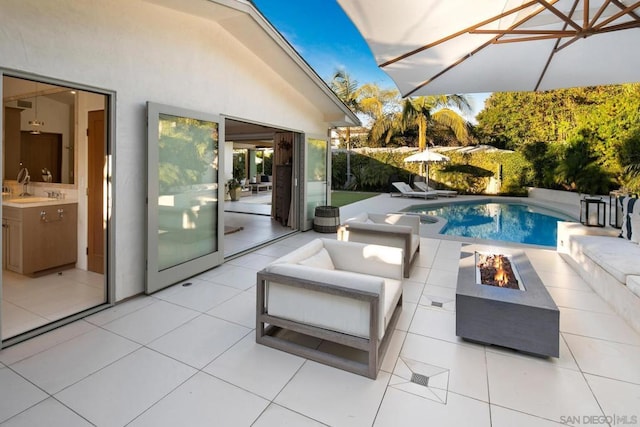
[331, 149, 530, 195]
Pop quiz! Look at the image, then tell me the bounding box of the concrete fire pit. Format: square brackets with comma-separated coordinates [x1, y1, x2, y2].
[456, 247, 560, 357]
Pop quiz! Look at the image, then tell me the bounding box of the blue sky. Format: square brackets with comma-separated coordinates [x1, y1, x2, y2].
[252, 0, 490, 121]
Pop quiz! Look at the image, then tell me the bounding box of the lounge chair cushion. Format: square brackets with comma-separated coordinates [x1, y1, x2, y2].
[266, 263, 402, 339]
[572, 234, 640, 283]
[391, 182, 438, 198]
[341, 212, 420, 278]
[298, 247, 335, 270]
[414, 181, 457, 196]
[631, 214, 640, 244]
[626, 276, 640, 298]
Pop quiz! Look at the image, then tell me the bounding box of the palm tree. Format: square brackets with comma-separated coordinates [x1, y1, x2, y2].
[358, 83, 402, 147]
[330, 69, 361, 187]
[401, 95, 472, 150]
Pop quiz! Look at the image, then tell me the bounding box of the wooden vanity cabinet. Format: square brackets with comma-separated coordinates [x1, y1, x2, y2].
[2, 215, 22, 272]
[3, 203, 77, 276]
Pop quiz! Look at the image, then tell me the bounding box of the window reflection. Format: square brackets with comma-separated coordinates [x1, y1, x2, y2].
[157, 114, 219, 271]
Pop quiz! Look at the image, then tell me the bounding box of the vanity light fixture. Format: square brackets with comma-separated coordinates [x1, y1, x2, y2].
[29, 81, 44, 134]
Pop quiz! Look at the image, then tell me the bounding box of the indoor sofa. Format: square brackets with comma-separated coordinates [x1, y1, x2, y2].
[256, 238, 404, 379]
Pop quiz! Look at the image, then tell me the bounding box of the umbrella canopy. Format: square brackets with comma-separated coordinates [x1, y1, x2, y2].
[337, 0, 640, 96]
[404, 150, 450, 163]
[404, 149, 450, 187]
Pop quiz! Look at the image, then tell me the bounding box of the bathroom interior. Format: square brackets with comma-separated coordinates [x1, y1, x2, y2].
[1, 75, 108, 343]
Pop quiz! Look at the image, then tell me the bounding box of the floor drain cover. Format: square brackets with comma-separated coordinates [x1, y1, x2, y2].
[431, 301, 443, 308]
[410, 372, 430, 387]
[391, 357, 450, 404]
[182, 282, 193, 287]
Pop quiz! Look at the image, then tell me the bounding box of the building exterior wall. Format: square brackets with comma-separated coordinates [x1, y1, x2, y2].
[0, 0, 332, 300]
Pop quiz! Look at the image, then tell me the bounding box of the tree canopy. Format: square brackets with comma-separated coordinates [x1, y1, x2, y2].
[328, 67, 640, 194]
[475, 84, 640, 192]
[329, 69, 473, 149]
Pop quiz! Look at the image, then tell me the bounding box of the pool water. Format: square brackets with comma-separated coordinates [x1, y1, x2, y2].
[405, 201, 575, 247]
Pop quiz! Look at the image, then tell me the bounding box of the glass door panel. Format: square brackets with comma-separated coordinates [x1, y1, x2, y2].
[1, 74, 111, 346]
[304, 136, 329, 229]
[146, 103, 223, 294]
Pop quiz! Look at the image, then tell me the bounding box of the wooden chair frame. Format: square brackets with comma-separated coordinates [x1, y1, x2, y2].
[256, 270, 402, 379]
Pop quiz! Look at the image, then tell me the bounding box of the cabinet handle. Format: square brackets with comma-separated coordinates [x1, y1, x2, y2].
[40, 209, 65, 223]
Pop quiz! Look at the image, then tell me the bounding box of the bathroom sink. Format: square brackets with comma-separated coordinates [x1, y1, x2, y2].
[5, 197, 56, 204]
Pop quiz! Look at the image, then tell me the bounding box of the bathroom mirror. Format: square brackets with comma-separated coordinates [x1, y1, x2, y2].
[3, 76, 75, 184]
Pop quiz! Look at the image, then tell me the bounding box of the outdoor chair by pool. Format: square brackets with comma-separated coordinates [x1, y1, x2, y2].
[256, 238, 403, 379]
[413, 181, 458, 197]
[391, 181, 438, 199]
[338, 212, 420, 278]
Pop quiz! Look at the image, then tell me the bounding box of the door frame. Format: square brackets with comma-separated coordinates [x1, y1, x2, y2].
[0, 69, 115, 348]
[87, 109, 105, 274]
[145, 102, 225, 294]
[300, 133, 330, 231]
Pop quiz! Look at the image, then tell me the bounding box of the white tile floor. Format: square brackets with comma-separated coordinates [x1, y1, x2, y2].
[1, 194, 639, 426]
[1, 269, 105, 339]
[223, 198, 293, 257]
[1, 200, 286, 341]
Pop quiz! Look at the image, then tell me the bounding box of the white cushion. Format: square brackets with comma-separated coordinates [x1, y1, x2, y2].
[572, 235, 640, 283]
[265, 263, 401, 339]
[270, 239, 325, 265]
[298, 248, 335, 270]
[324, 239, 403, 279]
[632, 215, 640, 244]
[267, 277, 402, 340]
[626, 276, 640, 298]
[346, 212, 368, 223]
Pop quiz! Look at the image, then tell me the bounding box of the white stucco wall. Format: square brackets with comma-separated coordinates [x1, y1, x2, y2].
[1, 0, 333, 300]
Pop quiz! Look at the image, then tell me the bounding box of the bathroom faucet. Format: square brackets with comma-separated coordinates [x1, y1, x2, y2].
[46, 191, 64, 199]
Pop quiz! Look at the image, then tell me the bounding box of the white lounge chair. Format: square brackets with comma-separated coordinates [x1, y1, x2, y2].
[338, 212, 420, 278]
[413, 181, 457, 197]
[391, 181, 437, 199]
[257, 238, 403, 379]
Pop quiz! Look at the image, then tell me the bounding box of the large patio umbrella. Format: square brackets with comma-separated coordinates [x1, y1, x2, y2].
[337, 0, 640, 96]
[404, 149, 450, 189]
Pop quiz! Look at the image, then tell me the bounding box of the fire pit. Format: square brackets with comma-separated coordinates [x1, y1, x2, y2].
[476, 253, 523, 291]
[456, 247, 559, 357]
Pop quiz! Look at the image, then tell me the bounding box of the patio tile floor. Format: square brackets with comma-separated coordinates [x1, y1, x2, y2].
[1, 194, 640, 426]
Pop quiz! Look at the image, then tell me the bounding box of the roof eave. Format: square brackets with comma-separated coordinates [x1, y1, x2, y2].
[144, 0, 361, 127]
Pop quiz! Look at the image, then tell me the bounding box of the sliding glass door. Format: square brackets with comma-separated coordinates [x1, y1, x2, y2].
[146, 103, 224, 293]
[303, 135, 330, 230]
[1, 72, 111, 347]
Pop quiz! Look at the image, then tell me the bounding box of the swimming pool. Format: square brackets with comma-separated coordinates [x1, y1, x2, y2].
[404, 200, 576, 247]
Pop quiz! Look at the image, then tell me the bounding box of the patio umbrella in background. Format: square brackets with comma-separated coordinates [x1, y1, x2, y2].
[337, 0, 640, 96]
[404, 149, 450, 189]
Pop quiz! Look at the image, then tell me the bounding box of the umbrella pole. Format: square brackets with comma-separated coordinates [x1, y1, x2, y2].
[425, 161, 429, 190]
[426, 146, 430, 190]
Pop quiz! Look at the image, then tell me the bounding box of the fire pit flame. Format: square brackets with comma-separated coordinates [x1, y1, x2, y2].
[476, 253, 523, 291]
[495, 266, 507, 287]
[494, 256, 507, 287]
